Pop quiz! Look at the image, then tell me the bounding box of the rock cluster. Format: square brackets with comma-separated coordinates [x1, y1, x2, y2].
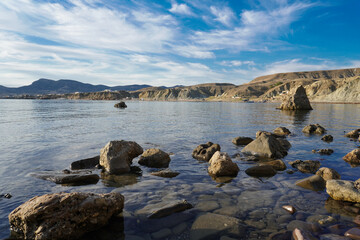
[138, 148, 171, 168]
[278, 85, 313, 110]
[302, 124, 326, 134]
[208, 151, 239, 177]
[192, 142, 220, 161]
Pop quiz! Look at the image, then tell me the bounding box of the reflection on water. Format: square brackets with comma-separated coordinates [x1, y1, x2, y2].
[101, 172, 140, 188]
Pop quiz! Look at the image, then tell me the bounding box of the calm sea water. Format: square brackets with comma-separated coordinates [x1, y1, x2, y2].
[0, 100, 359, 239]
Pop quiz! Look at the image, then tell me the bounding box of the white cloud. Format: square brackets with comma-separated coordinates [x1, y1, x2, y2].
[210, 6, 235, 27]
[169, 2, 193, 15]
[263, 59, 331, 75]
[220, 60, 255, 67]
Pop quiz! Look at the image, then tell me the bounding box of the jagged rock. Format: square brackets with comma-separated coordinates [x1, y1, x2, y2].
[274, 127, 291, 136]
[208, 151, 239, 177]
[31, 170, 100, 186]
[316, 167, 341, 181]
[345, 129, 360, 138]
[114, 101, 127, 108]
[8, 192, 124, 240]
[260, 159, 287, 171]
[70, 156, 100, 170]
[245, 165, 277, 177]
[278, 85, 313, 110]
[296, 175, 326, 191]
[241, 132, 291, 159]
[148, 200, 193, 219]
[289, 160, 320, 173]
[313, 149, 334, 155]
[232, 136, 253, 145]
[343, 149, 360, 165]
[138, 149, 171, 168]
[150, 169, 180, 178]
[302, 124, 326, 134]
[192, 142, 220, 161]
[326, 180, 360, 203]
[100, 140, 143, 174]
[321, 135, 334, 142]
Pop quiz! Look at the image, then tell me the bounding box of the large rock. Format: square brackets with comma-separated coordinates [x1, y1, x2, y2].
[345, 129, 360, 138]
[302, 124, 326, 134]
[326, 180, 360, 203]
[232, 136, 253, 146]
[289, 160, 320, 174]
[100, 140, 143, 174]
[295, 175, 326, 191]
[208, 151, 239, 177]
[241, 132, 291, 159]
[316, 167, 341, 181]
[278, 85, 313, 110]
[8, 192, 124, 240]
[343, 148, 360, 165]
[31, 170, 99, 186]
[70, 156, 100, 170]
[245, 165, 277, 177]
[192, 142, 220, 161]
[138, 149, 171, 168]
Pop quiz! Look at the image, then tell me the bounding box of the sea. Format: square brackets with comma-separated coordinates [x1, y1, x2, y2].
[0, 99, 359, 239]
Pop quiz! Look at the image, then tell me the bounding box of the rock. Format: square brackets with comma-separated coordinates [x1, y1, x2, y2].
[150, 169, 180, 178]
[70, 155, 100, 170]
[306, 215, 337, 226]
[256, 130, 286, 139]
[345, 129, 360, 138]
[314, 149, 334, 155]
[302, 124, 326, 134]
[296, 175, 326, 191]
[192, 142, 220, 161]
[208, 151, 239, 177]
[138, 149, 171, 168]
[274, 127, 291, 136]
[195, 201, 219, 212]
[355, 179, 360, 190]
[114, 101, 127, 108]
[1, 193, 12, 199]
[100, 140, 143, 174]
[343, 149, 360, 165]
[148, 200, 193, 219]
[241, 131, 291, 159]
[245, 165, 277, 177]
[151, 228, 172, 239]
[289, 160, 320, 173]
[292, 228, 316, 240]
[232, 136, 253, 145]
[260, 159, 287, 171]
[287, 220, 314, 232]
[326, 180, 360, 203]
[344, 228, 360, 240]
[320, 234, 352, 240]
[267, 231, 292, 240]
[8, 192, 124, 240]
[354, 215, 360, 225]
[282, 205, 296, 214]
[316, 167, 341, 181]
[322, 135, 334, 142]
[31, 170, 99, 185]
[278, 85, 313, 110]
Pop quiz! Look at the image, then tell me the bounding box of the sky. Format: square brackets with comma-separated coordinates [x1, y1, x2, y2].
[0, 0, 360, 87]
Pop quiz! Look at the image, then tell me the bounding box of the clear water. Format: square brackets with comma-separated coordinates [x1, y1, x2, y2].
[0, 100, 359, 239]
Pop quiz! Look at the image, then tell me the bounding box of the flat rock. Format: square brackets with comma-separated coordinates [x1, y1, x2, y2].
[278, 85, 313, 110]
[138, 148, 171, 168]
[289, 160, 320, 174]
[343, 149, 360, 165]
[316, 167, 341, 181]
[296, 175, 326, 191]
[306, 215, 337, 226]
[326, 180, 360, 203]
[195, 201, 219, 212]
[260, 159, 287, 171]
[31, 170, 99, 185]
[150, 169, 179, 178]
[232, 136, 253, 145]
[245, 165, 277, 177]
[70, 156, 100, 170]
[208, 151, 239, 177]
[192, 142, 220, 161]
[302, 124, 326, 134]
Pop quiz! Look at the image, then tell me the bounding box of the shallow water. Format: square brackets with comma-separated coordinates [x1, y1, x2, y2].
[0, 100, 359, 239]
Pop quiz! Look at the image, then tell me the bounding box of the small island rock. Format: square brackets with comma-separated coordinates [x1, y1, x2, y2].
[70, 156, 100, 170]
[114, 101, 127, 108]
[192, 142, 220, 161]
[278, 85, 313, 110]
[259, 159, 287, 171]
[138, 148, 171, 168]
[295, 175, 326, 191]
[208, 151, 239, 177]
[150, 169, 179, 178]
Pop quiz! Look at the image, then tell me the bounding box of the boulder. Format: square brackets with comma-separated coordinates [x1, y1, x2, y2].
[150, 169, 180, 178]
[278, 85, 313, 110]
[114, 101, 127, 108]
[232, 136, 253, 146]
[148, 200, 193, 219]
[296, 175, 326, 191]
[343, 149, 360, 165]
[70, 156, 100, 170]
[245, 165, 277, 177]
[192, 142, 220, 161]
[260, 159, 287, 171]
[326, 180, 360, 203]
[274, 127, 291, 136]
[313, 149, 334, 155]
[345, 129, 360, 138]
[208, 151, 239, 177]
[321, 135, 334, 142]
[31, 170, 99, 186]
[241, 132, 291, 159]
[289, 160, 320, 174]
[100, 140, 143, 174]
[138, 149, 171, 168]
[8, 192, 124, 240]
[302, 124, 326, 134]
[316, 167, 341, 181]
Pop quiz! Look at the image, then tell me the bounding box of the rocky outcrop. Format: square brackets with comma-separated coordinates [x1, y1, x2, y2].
[315, 167, 340, 181]
[208, 151, 239, 177]
[278, 85, 313, 110]
[343, 149, 360, 165]
[302, 124, 326, 134]
[138, 149, 171, 168]
[313, 149, 334, 155]
[326, 180, 360, 203]
[232, 136, 253, 145]
[192, 142, 220, 161]
[289, 160, 320, 173]
[8, 192, 124, 240]
[100, 140, 143, 174]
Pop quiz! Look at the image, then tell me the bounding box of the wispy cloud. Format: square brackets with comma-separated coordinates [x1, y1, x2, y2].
[210, 6, 235, 26]
[169, 1, 193, 15]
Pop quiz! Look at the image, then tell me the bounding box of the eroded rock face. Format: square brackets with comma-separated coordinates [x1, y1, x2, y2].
[274, 127, 291, 136]
[138, 149, 171, 168]
[316, 167, 341, 181]
[192, 142, 220, 161]
[232, 136, 253, 146]
[343, 148, 360, 165]
[278, 85, 313, 110]
[208, 151, 239, 177]
[289, 160, 320, 174]
[100, 140, 143, 174]
[326, 180, 360, 203]
[8, 192, 124, 240]
[302, 124, 326, 134]
[345, 129, 360, 138]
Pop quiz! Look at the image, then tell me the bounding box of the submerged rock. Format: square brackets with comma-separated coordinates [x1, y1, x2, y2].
[100, 140, 143, 174]
[70, 155, 100, 170]
[245, 165, 277, 177]
[274, 127, 291, 136]
[148, 200, 193, 219]
[31, 170, 99, 185]
[289, 160, 320, 174]
[326, 180, 360, 203]
[138, 148, 171, 168]
[150, 169, 180, 178]
[316, 167, 341, 181]
[259, 159, 287, 171]
[343, 148, 360, 165]
[208, 151, 239, 177]
[313, 149, 334, 155]
[232, 136, 253, 146]
[345, 129, 360, 138]
[296, 175, 326, 191]
[278, 85, 313, 110]
[302, 124, 326, 134]
[321, 135, 334, 142]
[114, 101, 127, 108]
[192, 142, 220, 161]
[8, 192, 124, 240]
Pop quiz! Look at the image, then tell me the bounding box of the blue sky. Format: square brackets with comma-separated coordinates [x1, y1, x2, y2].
[0, 0, 359, 87]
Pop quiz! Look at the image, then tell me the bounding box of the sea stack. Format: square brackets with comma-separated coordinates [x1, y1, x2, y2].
[278, 85, 313, 110]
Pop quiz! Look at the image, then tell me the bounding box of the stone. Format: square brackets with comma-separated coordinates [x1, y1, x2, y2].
[295, 175, 326, 191]
[343, 149, 360, 165]
[8, 192, 124, 240]
[302, 124, 326, 134]
[326, 180, 360, 203]
[70, 155, 100, 170]
[232, 136, 253, 145]
[289, 160, 320, 174]
[151, 228, 172, 239]
[322, 135, 334, 142]
[274, 127, 291, 136]
[282, 205, 296, 214]
[150, 169, 180, 178]
[192, 142, 220, 161]
[306, 215, 337, 226]
[316, 167, 341, 181]
[260, 159, 287, 171]
[148, 200, 193, 219]
[100, 140, 143, 174]
[354, 215, 360, 225]
[287, 220, 313, 232]
[172, 222, 187, 235]
[356, 179, 360, 190]
[344, 228, 360, 240]
[30, 170, 99, 185]
[278, 85, 313, 110]
[245, 165, 277, 177]
[345, 129, 360, 138]
[208, 151, 239, 177]
[314, 149, 334, 155]
[1, 193, 12, 199]
[114, 101, 127, 108]
[138, 149, 171, 168]
[268, 231, 292, 240]
[241, 131, 291, 159]
[320, 234, 351, 240]
[292, 228, 316, 240]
